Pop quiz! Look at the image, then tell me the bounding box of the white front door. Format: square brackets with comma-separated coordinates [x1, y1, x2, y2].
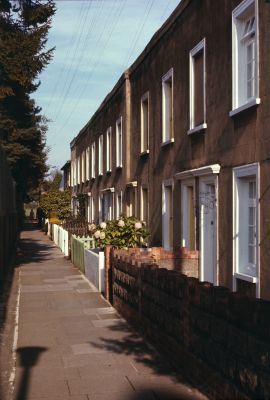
[199, 177, 217, 284]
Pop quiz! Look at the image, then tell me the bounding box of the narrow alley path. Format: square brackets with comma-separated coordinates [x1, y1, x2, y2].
[11, 225, 207, 400]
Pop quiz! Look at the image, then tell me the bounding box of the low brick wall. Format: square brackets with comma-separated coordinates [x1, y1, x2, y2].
[110, 249, 270, 400]
[113, 246, 199, 277]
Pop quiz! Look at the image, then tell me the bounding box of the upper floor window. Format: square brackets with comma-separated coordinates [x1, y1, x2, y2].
[106, 127, 112, 172]
[141, 92, 149, 153]
[91, 142, 95, 179]
[231, 0, 259, 115]
[162, 68, 174, 143]
[116, 117, 122, 168]
[98, 135, 103, 176]
[77, 156, 81, 184]
[81, 150, 85, 183]
[189, 38, 206, 134]
[85, 147, 90, 181]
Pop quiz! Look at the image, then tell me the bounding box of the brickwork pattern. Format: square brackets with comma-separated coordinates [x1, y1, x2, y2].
[111, 249, 270, 399]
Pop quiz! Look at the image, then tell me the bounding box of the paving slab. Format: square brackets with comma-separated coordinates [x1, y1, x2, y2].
[10, 225, 208, 400]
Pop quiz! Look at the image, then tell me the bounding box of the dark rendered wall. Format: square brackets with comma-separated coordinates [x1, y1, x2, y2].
[71, 0, 270, 298]
[71, 73, 131, 220]
[128, 0, 270, 298]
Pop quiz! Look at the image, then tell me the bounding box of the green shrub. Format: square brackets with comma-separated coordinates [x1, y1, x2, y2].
[88, 216, 149, 249]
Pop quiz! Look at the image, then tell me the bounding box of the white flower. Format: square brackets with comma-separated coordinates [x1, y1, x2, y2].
[118, 220, 125, 227]
[88, 223, 96, 232]
[100, 222, 107, 229]
[134, 222, 142, 230]
[100, 231, 106, 240]
[94, 230, 101, 239]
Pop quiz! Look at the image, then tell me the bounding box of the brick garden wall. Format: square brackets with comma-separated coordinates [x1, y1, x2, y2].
[110, 248, 270, 400]
[0, 148, 17, 290]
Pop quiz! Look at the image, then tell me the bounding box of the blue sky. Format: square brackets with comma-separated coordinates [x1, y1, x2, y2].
[34, 0, 180, 170]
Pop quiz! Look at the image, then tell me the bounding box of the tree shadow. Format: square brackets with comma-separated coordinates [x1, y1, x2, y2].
[15, 346, 47, 400]
[87, 321, 200, 391]
[0, 222, 52, 399]
[17, 238, 54, 265]
[128, 387, 202, 400]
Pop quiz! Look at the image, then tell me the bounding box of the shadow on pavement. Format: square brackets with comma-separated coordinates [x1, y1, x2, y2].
[17, 222, 54, 265]
[88, 322, 199, 392]
[0, 222, 49, 400]
[128, 388, 198, 400]
[15, 346, 47, 400]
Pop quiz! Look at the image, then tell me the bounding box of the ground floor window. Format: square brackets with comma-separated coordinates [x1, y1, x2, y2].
[102, 192, 113, 221]
[233, 163, 259, 296]
[115, 191, 122, 219]
[127, 187, 137, 217]
[141, 186, 149, 225]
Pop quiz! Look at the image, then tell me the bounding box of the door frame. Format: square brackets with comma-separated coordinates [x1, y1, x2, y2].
[162, 179, 174, 250]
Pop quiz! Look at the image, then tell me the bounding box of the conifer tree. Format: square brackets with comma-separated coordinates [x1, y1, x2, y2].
[0, 0, 56, 211]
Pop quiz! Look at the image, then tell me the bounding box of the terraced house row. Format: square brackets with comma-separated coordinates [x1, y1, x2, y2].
[69, 0, 270, 300]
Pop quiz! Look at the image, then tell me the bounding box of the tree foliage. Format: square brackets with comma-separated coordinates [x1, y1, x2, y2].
[39, 189, 71, 220]
[0, 0, 56, 200]
[42, 169, 62, 192]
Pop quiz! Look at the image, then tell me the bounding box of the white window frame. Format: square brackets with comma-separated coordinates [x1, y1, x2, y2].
[102, 191, 114, 221]
[233, 163, 260, 297]
[230, 0, 260, 116]
[91, 142, 96, 179]
[71, 160, 75, 187]
[162, 68, 174, 145]
[181, 179, 196, 250]
[115, 191, 122, 219]
[85, 147, 90, 181]
[77, 156, 81, 184]
[188, 38, 207, 135]
[162, 179, 174, 250]
[81, 150, 85, 183]
[140, 185, 149, 225]
[140, 92, 150, 154]
[98, 135, 103, 176]
[91, 195, 95, 222]
[116, 117, 123, 168]
[98, 193, 103, 224]
[106, 127, 112, 172]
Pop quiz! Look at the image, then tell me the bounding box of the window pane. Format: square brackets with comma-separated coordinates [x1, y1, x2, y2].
[194, 50, 204, 126]
[249, 207, 254, 225]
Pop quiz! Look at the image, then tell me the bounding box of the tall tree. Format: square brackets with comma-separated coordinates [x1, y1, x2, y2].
[0, 0, 56, 209]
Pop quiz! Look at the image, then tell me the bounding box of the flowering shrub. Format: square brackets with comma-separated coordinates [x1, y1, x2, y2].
[88, 216, 149, 249]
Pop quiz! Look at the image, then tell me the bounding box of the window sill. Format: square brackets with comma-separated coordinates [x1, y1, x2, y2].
[187, 123, 207, 135]
[140, 150, 149, 156]
[229, 98, 261, 117]
[234, 272, 257, 284]
[161, 138, 174, 147]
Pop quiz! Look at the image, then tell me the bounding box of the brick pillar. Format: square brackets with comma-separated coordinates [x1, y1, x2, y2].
[104, 245, 112, 302]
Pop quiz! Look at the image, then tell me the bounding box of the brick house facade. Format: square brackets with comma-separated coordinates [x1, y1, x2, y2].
[70, 0, 270, 299]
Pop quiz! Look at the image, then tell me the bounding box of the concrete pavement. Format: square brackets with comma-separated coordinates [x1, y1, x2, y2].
[10, 225, 207, 400]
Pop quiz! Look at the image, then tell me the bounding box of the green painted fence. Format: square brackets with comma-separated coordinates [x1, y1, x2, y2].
[71, 235, 95, 273]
